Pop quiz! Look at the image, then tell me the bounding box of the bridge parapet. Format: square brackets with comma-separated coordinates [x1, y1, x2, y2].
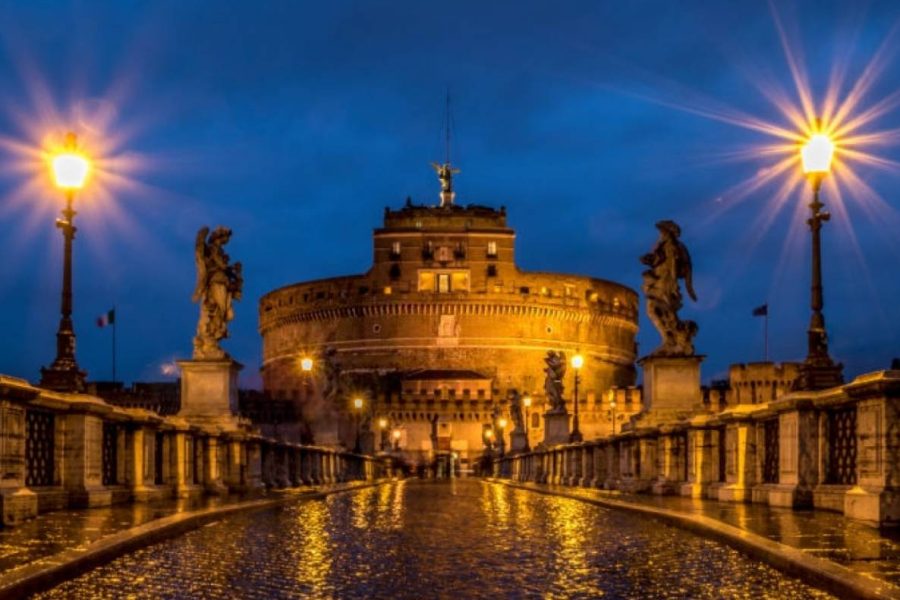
[493, 369, 900, 527]
[0, 375, 386, 527]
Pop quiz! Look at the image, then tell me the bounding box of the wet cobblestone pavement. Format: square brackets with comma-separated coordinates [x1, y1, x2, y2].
[0, 494, 227, 575]
[523, 482, 900, 586]
[38, 480, 833, 599]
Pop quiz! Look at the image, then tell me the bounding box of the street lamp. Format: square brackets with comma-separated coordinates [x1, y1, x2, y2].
[392, 428, 401, 451]
[300, 357, 313, 372]
[523, 394, 532, 451]
[796, 127, 843, 390]
[484, 427, 494, 451]
[569, 353, 584, 442]
[352, 397, 364, 453]
[608, 389, 617, 436]
[41, 132, 90, 392]
[497, 417, 508, 456]
[378, 417, 389, 451]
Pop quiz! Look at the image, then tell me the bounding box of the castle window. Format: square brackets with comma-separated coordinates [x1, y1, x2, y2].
[519, 286, 530, 294]
[438, 273, 450, 293]
[532, 413, 540, 428]
[454, 243, 466, 259]
[418, 272, 436, 291]
[383, 286, 392, 295]
[487, 264, 497, 277]
[389, 264, 401, 280]
[391, 241, 401, 258]
[422, 241, 434, 260]
[451, 272, 469, 292]
[487, 241, 497, 257]
[437, 246, 452, 262]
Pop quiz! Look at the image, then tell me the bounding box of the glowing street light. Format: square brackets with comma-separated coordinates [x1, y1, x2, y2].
[801, 134, 835, 175]
[41, 132, 91, 392]
[796, 127, 843, 390]
[608, 389, 617, 436]
[391, 428, 402, 451]
[522, 394, 532, 451]
[497, 417, 508, 456]
[569, 353, 584, 442]
[300, 357, 313, 372]
[352, 397, 364, 453]
[378, 417, 389, 451]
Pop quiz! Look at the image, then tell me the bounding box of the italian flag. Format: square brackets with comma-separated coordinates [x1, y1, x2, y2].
[97, 309, 115, 328]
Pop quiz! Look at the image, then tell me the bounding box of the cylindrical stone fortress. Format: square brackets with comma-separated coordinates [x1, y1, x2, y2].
[259, 199, 639, 464]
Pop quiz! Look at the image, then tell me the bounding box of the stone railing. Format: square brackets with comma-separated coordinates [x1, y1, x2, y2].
[0, 375, 385, 527]
[493, 369, 900, 527]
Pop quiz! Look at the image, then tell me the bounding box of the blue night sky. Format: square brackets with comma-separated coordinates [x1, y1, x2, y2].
[0, 1, 898, 389]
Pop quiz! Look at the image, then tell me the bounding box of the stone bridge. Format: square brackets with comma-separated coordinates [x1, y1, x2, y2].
[0, 375, 383, 527]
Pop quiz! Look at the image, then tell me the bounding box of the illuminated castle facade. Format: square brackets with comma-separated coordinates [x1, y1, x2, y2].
[258, 172, 639, 468]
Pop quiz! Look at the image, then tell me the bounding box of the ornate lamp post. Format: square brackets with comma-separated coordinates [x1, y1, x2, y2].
[352, 397, 363, 453]
[484, 427, 494, 452]
[497, 417, 508, 457]
[569, 354, 584, 442]
[523, 394, 532, 451]
[796, 128, 843, 390]
[391, 428, 401, 451]
[378, 417, 389, 451]
[41, 133, 90, 392]
[608, 389, 617, 436]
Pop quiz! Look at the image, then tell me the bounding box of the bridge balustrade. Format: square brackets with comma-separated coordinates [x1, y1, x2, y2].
[492, 369, 900, 527]
[0, 376, 385, 527]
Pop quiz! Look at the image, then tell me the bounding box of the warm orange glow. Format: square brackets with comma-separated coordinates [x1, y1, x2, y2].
[300, 357, 313, 372]
[571, 354, 584, 370]
[392, 429, 401, 440]
[523, 395, 532, 408]
[51, 133, 90, 190]
[353, 397, 363, 410]
[801, 133, 835, 175]
[498, 418, 508, 429]
[484, 429, 494, 439]
[378, 417, 388, 429]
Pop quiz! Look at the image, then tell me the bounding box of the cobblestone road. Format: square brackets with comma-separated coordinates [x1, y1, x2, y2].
[38, 480, 833, 599]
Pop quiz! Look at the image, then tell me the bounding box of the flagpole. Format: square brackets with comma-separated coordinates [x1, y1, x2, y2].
[112, 306, 117, 383]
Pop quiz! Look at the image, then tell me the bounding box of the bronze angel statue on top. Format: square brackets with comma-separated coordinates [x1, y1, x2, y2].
[192, 226, 243, 359]
[640, 220, 698, 356]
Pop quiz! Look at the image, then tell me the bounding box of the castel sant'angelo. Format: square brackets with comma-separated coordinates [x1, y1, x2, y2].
[258, 163, 642, 469]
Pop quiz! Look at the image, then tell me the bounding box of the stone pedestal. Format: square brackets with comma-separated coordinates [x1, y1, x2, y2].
[177, 358, 243, 428]
[637, 355, 704, 423]
[64, 412, 113, 508]
[542, 411, 570, 447]
[509, 430, 529, 454]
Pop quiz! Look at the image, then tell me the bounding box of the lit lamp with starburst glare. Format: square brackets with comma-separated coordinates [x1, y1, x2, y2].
[569, 354, 584, 442]
[40, 132, 91, 392]
[797, 128, 843, 390]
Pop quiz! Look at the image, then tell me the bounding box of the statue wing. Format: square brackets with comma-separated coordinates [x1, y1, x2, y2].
[192, 227, 209, 302]
[678, 242, 698, 302]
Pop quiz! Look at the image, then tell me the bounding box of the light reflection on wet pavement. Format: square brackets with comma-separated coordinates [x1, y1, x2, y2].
[0, 495, 224, 574]
[37, 480, 833, 599]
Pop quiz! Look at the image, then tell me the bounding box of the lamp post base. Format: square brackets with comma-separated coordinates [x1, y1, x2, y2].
[40, 363, 86, 393]
[795, 360, 843, 391]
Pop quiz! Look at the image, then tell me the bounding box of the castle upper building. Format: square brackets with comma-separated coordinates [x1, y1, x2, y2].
[258, 168, 639, 466]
